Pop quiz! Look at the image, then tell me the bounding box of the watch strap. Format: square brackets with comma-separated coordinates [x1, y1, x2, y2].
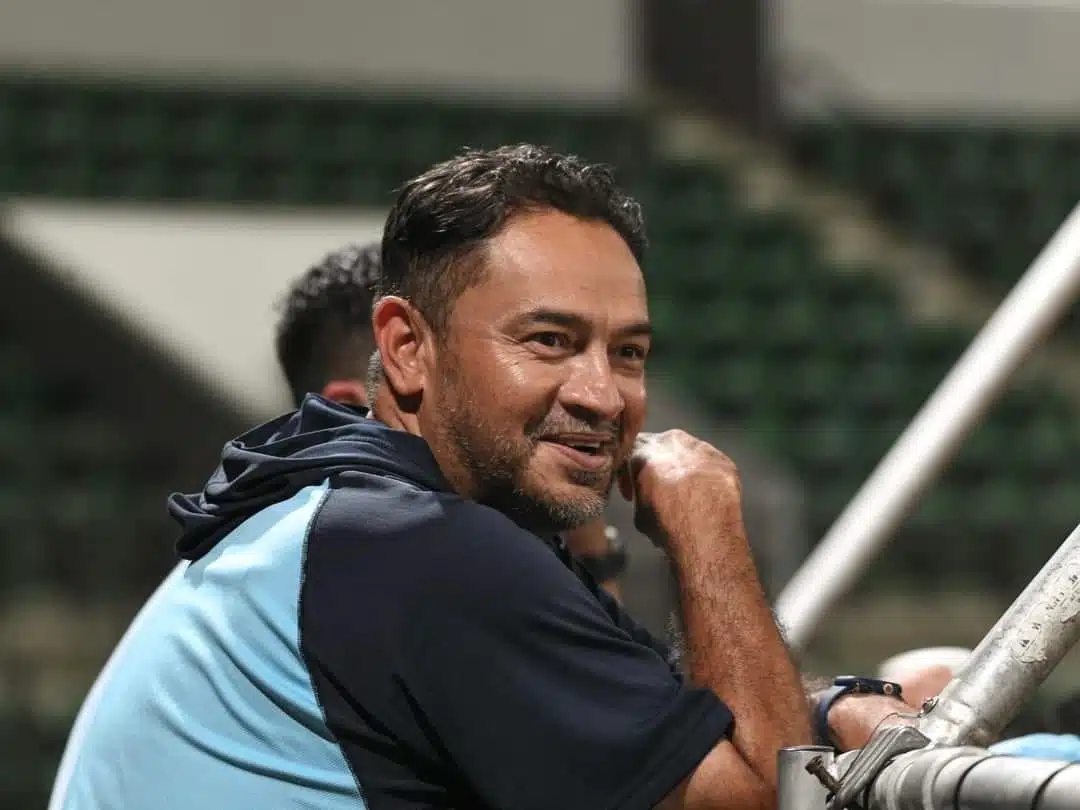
[813, 676, 903, 748]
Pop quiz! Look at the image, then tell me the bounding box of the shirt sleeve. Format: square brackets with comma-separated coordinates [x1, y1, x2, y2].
[566, 546, 681, 670]
[302, 487, 732, 810]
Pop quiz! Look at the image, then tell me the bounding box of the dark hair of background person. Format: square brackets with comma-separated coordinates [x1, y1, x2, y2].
[275, 242, 381, 407]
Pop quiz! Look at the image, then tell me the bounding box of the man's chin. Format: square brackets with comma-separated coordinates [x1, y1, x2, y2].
[496, 461, 609, 532]
[527, 485, 607, 532]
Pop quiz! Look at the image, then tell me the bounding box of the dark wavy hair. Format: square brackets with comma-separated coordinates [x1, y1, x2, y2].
[379, 143, 646, 335]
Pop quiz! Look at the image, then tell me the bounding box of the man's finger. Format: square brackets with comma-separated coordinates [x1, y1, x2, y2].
[626, 436, 653, 480]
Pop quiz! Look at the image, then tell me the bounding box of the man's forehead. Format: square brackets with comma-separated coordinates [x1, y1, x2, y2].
[480, 211, 646, 301]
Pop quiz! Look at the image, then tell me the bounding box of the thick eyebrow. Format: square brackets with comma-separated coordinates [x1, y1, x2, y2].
[511, 307, 652, 339]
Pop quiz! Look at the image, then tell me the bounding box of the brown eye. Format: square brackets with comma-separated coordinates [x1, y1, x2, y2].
[528, 332, 571, 350]
[616, 344, 647, 361]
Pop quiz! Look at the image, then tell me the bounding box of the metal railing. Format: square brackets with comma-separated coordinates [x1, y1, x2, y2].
[776, 201, 1080, 649]
[779, 518, 1080, 809]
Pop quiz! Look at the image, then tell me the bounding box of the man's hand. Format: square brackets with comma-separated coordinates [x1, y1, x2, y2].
[823, 666, 953, 751]
[897, 665, 954, 711]
[618, 430, 742, 556]
[826, 694, 915, 751]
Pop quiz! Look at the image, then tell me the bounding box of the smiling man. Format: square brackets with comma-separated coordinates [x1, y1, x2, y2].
[273, 240, 629, 598]
[50, 145, 905, 810]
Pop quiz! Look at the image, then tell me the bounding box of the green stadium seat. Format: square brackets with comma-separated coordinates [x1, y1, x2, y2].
[765, 296, 819, 352]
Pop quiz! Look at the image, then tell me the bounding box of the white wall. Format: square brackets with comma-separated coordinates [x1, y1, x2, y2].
[0, 0, 633, 101]
[2, 199, 385, 417]
[774, 0, 1080, 116]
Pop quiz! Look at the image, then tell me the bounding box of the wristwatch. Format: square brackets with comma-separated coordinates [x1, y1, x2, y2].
[813, 675, 903, 748]
[577, 526, 629, 582]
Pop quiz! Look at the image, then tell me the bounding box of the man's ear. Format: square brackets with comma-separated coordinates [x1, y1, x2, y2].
[320, 379, 368, 407]
[372, 296, 432, 399]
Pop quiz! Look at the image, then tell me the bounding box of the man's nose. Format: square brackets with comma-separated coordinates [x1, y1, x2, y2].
[558, 351, 624, 424]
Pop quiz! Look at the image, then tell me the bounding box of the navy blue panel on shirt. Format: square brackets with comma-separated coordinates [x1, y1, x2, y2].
[302, 475, 733, 810]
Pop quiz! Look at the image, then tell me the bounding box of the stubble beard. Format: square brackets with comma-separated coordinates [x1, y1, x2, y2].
[436, 368, 611, 534]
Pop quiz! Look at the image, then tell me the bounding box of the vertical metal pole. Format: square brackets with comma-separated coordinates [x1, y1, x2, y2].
[776, 202, 1080, 649]
[778, 746, 834, 810]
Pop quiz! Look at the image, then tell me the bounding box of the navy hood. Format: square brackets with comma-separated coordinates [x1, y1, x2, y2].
[169, 395, 450, 561]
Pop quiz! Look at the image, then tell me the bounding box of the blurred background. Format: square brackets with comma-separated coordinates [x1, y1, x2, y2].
[3, 0, 1080, 804]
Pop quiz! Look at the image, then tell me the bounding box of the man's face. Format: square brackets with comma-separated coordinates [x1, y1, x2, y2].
[421, 209, 649, 533]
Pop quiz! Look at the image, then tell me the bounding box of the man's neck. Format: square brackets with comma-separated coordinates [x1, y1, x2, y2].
[371, 385, 482, 503]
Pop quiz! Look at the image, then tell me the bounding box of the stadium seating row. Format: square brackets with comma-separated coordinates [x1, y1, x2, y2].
[788, 116, 1080, 299]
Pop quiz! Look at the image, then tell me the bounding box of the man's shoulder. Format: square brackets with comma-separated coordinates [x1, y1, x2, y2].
[314, 472, 524, 542]
[308, 475, 557, 588]
[299, 474, 573, 645]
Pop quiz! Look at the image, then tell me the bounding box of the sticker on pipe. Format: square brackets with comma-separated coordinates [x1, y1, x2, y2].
[1011, 562, 1080, 665]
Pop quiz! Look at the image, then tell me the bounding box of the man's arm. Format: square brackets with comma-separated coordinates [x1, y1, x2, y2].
[632, 432, 940, 809]
[624, 431, 810, 810]
[673, 519, 811, 779]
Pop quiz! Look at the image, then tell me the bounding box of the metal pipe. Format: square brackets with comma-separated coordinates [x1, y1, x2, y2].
[824, 520, 1080, 807]
[867, 747, 1080, 810]
[775, 202, 1080, 649]
[1037, 760, 1080, 809]
[917, 521, 1080, 747]
[778, 746, 834, 810]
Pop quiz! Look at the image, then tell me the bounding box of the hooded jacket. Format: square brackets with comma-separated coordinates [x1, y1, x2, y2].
[49, 396, 731, 810]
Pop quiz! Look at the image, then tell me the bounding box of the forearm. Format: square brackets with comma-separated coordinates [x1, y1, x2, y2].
[671, 506, 812, 783]
[673, 603, 893, 753]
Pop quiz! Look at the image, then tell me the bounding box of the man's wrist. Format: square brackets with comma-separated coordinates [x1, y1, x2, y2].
[663, 505, 751, 567]
[807, 688, 914, 751]
[826, 693, 914, 751]
[808, 677, 907, 750]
